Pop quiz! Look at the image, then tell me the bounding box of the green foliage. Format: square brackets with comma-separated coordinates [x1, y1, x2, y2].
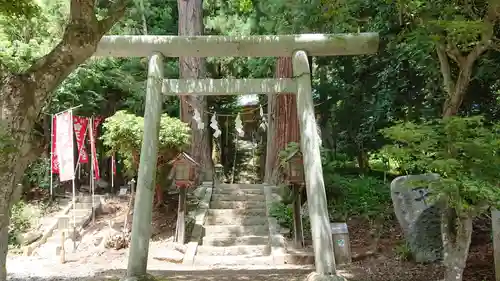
[327, 174, 392, 221]
[269, 202, 294, 231]
[269, 201, 311, 238]
[0, 0, 65, 74]
[0, 0, 40, 18]
[396, 0, 494, 52]
[380, 116, 500, 215]
[0, 124, 18, 157]
[9, 201, 32, 245]
[101, 110, 191, 175]
[394, 241, 412, 261]
[23, 157, 51, 189]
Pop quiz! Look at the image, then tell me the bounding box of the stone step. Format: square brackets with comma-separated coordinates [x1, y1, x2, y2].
[45, 231, 63, 245]
[76, 196, 98, 203]
[202, 235, 269, 246]
[57, 209, 92, 229]
[193, 255, 274, 266]
[207, 208, 267, 217]
[197, 245, 269, 256]
[205, 213, 268, 225]
[204, 225, 268, 237]
[210, 200, 267, 209]
[218, 184, 264, 189]
[67, 209, 92, 217]
[212, 188, 264, 196]
[211, 194, 265, 202]
[285, 247, 315, 265]
[75, 202, 99, 209]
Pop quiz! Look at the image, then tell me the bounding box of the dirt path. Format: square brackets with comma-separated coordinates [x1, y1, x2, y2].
[9, 192, 495, 281]
[95, 269, 312, 281]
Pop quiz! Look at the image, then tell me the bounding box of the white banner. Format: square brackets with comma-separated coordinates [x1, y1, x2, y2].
[56, 110, 74, 182]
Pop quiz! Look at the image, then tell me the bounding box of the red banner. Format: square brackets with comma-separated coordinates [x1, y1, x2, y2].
[73, 116, 89, 164]
[111, 154, 117, 176]
[51, 116, 59, 174]
[90, 116, 103, 180]
[55, 111, 74, 182]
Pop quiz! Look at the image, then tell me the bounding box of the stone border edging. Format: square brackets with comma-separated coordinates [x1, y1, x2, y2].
[23, 198, 76, 256]
[183, 181, 213, 265]
[264, 183, 286, 265]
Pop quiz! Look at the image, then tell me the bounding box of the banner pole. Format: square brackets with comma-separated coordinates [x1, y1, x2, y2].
[68, 110, 77, 253]
[73, 120, 89, 174]
[50, 114, 54, 200]
[111, 154, 114, 193]
[90, 116, 95, 224]
[53, 104, 83, 117]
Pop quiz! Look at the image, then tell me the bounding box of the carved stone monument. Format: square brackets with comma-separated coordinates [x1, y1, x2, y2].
[390, 173, 443, 263]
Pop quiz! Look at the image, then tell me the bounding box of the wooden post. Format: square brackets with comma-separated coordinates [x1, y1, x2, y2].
[60, 231, 66, 264]
[493, 209, 500, 281]
[293, 50, 336, 275]
[292, 184, 304, 248]
[126, 52, 164, 278]
[175, 187, 187, 244]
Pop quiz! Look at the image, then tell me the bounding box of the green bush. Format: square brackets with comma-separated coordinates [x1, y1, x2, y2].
[380, 116, 500, 216]
[269, 202, 293, 231]
[394, 241, 412, 261]
[269, 201, 312, 239]
[9, 201, 32, 245]
[23, 157, 51, 189]
[327, 174, 392, 222]
[273, 142, 392, 232]
[101, 110, 191, 176]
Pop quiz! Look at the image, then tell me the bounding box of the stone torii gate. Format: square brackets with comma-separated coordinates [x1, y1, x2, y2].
[95, 33, 379, 281]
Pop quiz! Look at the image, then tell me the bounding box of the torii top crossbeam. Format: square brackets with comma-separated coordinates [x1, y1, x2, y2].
[94, 33, 379, 57]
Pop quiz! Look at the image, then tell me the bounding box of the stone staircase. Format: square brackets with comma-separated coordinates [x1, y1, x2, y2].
[194, 183, 274, 266]
[33, 195, 102, 257]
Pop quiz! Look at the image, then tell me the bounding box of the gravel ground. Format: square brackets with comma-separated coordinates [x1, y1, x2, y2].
[7, 251, 314, 281]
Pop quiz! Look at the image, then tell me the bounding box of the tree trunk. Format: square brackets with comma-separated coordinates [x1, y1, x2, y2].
[0, 1, 126, 278]
[441, 64, 472, 118]
[436, 45, 482, 118]
[441, 207, 473, 281]
[265, 57, 300, 184]
[177, 0, 213, 184]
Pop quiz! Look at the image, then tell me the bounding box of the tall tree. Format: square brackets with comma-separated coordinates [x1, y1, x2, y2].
[0, 0, 127, 278]
[177, 0, 213, 182]
[398, 0, 500, 117]
[265, 57, 300, 184]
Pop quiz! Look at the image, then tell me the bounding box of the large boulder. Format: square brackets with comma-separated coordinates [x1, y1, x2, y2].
[390, 173, 443, 263]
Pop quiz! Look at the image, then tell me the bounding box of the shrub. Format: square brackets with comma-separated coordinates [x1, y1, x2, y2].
[327, 174, 392, 222]
[269, 202, 293, 231]
[23, 157, 51, 190]
[9, 201, 32, 245]
[270, 201, 312, 239]
[101, 110, 191, 175]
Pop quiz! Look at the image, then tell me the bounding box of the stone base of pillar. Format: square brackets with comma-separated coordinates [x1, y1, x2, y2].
[305, 272, 347, 281]
[120, 274, 157, 281]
